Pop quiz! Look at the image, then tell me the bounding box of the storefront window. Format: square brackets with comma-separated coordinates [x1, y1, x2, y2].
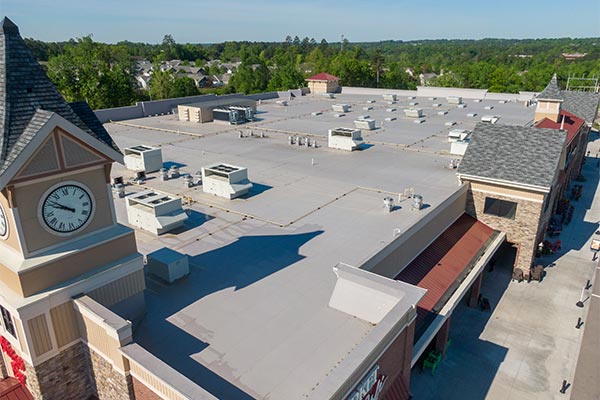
[484, 197, 517, 219]
[0, 305, 16, 338]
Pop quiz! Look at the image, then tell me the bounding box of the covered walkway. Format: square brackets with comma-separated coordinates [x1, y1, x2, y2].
[394, 213, 505, 365]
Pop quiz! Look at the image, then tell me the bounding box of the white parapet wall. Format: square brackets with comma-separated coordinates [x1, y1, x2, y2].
[124, 145, 163, 173]
[201, 163, 253, 199]
[126, 190, 188, 235]
[328, 128, 364, 151]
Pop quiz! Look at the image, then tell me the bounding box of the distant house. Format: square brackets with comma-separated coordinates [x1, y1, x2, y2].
[419, 72, 438, 86]
[135, 75, 151, 90]
[305, 72, 340, 94]
[562, 53, 587, 60]
[177, 73, 210, 88]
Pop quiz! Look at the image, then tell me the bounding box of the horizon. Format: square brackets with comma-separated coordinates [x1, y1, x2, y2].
[3, 0, 599, 44]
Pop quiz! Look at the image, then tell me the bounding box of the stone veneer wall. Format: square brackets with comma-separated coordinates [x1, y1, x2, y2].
[466, 189, 543, 276]
[131, 376, 163, 400]
[24, 342, 95, 400]
[87, 347, 134, 400]
[21, 342, 134, 400]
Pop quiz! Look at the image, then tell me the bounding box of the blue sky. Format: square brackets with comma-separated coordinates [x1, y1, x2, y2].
[2, 0, 599, 43]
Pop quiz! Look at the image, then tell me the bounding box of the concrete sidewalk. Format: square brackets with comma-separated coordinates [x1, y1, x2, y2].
[410, 133, 600, 400]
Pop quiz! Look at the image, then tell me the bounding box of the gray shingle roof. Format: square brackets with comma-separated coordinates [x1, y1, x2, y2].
[537, 73, 563, 101]
[458, 123, 566, 189]
[562, 91, 600, 124]
[0, 17, 120, 176]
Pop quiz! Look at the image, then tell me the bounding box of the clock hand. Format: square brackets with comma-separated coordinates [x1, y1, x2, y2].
[48, 201, 76, 213]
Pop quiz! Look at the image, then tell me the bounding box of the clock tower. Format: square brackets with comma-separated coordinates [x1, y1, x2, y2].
[0, 17, 145, 399]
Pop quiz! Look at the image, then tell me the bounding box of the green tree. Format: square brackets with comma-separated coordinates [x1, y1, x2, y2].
[148, 70, 175, 100]
[46, 36, 137, 109]
[267, 64, 305, 91]
[171, 76, 199, 98]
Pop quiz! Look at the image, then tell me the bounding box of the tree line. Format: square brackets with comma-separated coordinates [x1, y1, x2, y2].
[26, 34, 600, 110]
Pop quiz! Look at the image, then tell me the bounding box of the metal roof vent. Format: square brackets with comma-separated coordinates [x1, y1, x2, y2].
[412, 194, 424, 210]
[383, 197, 394, 212]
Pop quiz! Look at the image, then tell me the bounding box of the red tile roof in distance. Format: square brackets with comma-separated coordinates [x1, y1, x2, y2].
[0, 378, 34, 400]
[395, 214, 495, 334]
[535, 110, 585, 145]
[305, 72, 340, 81]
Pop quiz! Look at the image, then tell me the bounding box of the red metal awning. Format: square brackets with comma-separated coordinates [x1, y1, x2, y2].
[0, 378, 33, 400]
[395, 213, 496, 337]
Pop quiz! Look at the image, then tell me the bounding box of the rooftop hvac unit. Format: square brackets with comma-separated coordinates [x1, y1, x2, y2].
[230, 105, 255, 121]
[311, 111, 323, 116]
[445, 121, 457, 126]
[413, 119, 425, 124]
[499, 100, 507, 104]
[276, 100, 288, 106]
[448, 129, 471, 142]
[450, 139, 470, 156]
[473, 99, 482, 103]
[432, 103, 442, 107]
[437, 110, 448, 115]
[404, 108, 424, 118]
[324, 93, 335, 99]
[354, 118, 376, 130]
[328, 127, 363, 151]
[484, 105, 494, 110]
[428, 97, 436, 101]
[126, 190, 188, 235]
[466, 113, 478, 117]
[447, 96, 462, 104]
[363, 106, 373, 111]
[385, 117, 396, 121]
[481, 115, 500, 124]
[383, 94, 397, 101]
[386, 108, 397, 112]
[201, 163, 253, 199]
[333, 113, 345, 118]
[332, 104, 350, 112]
[457, 104, 467, 108]
[146, 248, 190, 284]
[366, 100, 376, 104]
[407, 96, 416, 100]
[409, 102, 419, 106]
[124, 145, 163, 173]
[213, 107, 246, 125]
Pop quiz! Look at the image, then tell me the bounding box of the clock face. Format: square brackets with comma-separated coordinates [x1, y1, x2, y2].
[0, 203, 7, 238]
[40, 183, 94, 234]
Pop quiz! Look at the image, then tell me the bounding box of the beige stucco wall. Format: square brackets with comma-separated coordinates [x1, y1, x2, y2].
[27, 314, 53, 357]
[534, 101, 561, 123]
[87, 269, 145, 309]
[470, 182, 545, 202]
[50, 301, 80, 349]
[18, 231, 138, 297]
[308, 80, 339, 94]
[13, 166, 114, 254]
[0, 189, 22, 253]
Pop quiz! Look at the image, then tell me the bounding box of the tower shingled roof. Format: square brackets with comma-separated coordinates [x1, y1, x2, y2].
[0, 16, 120, 176]
[537, 73, 563, 101]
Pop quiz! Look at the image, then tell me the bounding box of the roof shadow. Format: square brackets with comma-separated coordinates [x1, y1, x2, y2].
[134, 229, 324, 399]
